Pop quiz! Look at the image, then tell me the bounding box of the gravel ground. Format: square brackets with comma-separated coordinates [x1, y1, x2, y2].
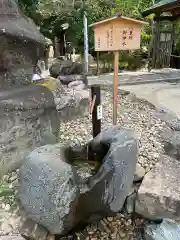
[60, 215, 145, 240]
[0, 88, 167, 239]
[59, 88, 165, 171]
[57, 88, 166, 240]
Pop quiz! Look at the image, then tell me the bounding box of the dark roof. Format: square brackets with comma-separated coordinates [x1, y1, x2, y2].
[141, 0, 178, 17]
[0, 0, 45, 45]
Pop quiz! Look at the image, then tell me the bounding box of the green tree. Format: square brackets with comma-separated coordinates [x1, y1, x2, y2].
[111, 0, 152, 18]
[18, 0, 153, 55]
[24, 0, 114, 53]
[18, 0, 41, 24]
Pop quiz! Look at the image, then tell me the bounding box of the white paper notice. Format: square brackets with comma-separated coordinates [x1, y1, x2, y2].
[97, 105, 102, 120]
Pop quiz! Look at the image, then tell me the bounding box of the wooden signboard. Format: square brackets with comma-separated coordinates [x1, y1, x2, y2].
[90, 16, 146, 52]
[90, 16, 147, 125]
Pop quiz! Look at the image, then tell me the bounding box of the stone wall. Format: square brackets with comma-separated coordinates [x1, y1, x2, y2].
[0, 85, 59, 178]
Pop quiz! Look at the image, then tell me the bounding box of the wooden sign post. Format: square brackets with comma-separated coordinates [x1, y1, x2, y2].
[113, 51, 119, 125]
[89, 15, 146, 125]
[90, 85, 101, 138]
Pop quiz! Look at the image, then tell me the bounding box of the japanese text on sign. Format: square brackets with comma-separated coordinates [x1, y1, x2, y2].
[106, 25, 113, 48]
[110, 26, 113, 47]
[106, 30, 110, 48]
[122, 30, 127, 46]
[121, 27, 134, 47]
[97, 105, 103, 120]
[97, 37, 100, 48]
[129, 28, 133, 40]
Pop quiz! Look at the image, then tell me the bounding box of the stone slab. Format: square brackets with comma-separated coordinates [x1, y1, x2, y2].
[136, 155, 180, 220]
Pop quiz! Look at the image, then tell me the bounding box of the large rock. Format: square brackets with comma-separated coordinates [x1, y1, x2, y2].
[0, 85, 59, 178]
[58, 75, 88, 86]
[136, 155, 180, 220]
[155, 108, 180, 131]
[49, 60, 83, 78]
[17, 126, 138, 235]
[17, 144, 80, 235]
[156, 107, 180, 159]
[68, 80, 86, 90]
[52, 79, 89, 121]
[160, 128, 180, 159]
[36, 77, 89, 121]
[144, 219, 180, 240]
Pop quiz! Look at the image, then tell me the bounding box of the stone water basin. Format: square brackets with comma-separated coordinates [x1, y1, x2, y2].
[17, 126, 138, 236]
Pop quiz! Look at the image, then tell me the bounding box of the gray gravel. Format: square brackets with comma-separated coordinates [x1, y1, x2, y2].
[59, 89, 165, 172]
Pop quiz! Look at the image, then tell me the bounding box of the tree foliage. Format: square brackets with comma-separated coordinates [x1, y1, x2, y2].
[18, 0, 153, 53]
[18, 0, 40, 24]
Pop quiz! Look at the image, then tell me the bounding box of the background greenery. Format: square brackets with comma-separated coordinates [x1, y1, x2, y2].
[17, 0, 179, 70]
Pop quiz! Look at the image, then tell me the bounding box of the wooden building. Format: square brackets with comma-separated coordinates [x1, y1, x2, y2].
[142, 0, 180, 69]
